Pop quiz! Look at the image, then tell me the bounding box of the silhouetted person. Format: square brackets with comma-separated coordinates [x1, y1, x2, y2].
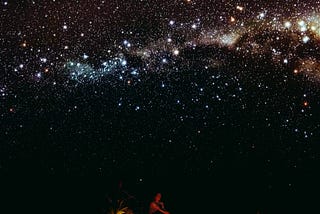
[117, 180, 135, 201]
[149, 193, 170, 214]
[106, 180, 135, 203]
[104, 180, 136, 213]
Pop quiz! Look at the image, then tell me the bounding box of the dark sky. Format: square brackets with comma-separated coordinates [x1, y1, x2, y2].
[1, 1, 320, 213]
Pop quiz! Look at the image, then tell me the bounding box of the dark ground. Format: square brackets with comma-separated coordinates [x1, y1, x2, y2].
[1, 147, 320, 214]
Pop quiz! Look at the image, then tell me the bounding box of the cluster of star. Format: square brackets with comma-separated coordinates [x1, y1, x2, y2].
[5, 0, 320, 86]
[64, 55, 133, 83]
[2, 0, 320, 181]
[56, 8, 320, 84]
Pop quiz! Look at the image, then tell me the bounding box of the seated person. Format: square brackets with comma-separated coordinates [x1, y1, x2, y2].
[149, 193, 170, 214]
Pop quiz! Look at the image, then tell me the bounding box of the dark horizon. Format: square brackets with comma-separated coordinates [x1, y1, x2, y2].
[1, 170, 319, 214]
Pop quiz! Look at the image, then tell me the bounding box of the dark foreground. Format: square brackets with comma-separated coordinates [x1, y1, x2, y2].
[1, 169, 319, 214]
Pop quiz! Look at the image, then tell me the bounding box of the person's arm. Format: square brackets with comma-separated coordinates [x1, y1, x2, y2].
[159, 201, 165, 209]
[150, 202, 170, 214]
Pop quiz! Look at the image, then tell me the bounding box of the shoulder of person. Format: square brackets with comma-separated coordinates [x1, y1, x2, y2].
[150, 201, 158, 206]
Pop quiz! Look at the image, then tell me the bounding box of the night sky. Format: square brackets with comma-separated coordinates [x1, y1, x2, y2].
[1, 0, 320, 213]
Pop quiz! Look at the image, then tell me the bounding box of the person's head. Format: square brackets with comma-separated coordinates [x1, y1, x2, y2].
[154, 193, 162, 202]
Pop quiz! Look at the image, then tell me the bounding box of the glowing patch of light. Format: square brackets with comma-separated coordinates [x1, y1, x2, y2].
[36, 72, 42, 78]
[130, 69, 138, 75]
[191, 24, 197, 29]
[83, 54, 89, 59]
[123, 40, 131, 48]
[121, 59, 127, 66]
[298, 20, 306, 26]
[40, 58, 47, 63]
[302, 36, 310, 43]
[173, 49, 180, 56]
[300, 26, 307, 32]
[298, 20, 307, 31]
[306, 15, 320, 38]
[284, 21, 292, 28]
[219, 33, 239, 46]
[236, 6, 244, 11]
[65, 56, 130, 83]
[258, 12, 266, 19]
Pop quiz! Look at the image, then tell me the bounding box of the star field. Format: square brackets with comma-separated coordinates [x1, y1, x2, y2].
[1, 1, 320, 213]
